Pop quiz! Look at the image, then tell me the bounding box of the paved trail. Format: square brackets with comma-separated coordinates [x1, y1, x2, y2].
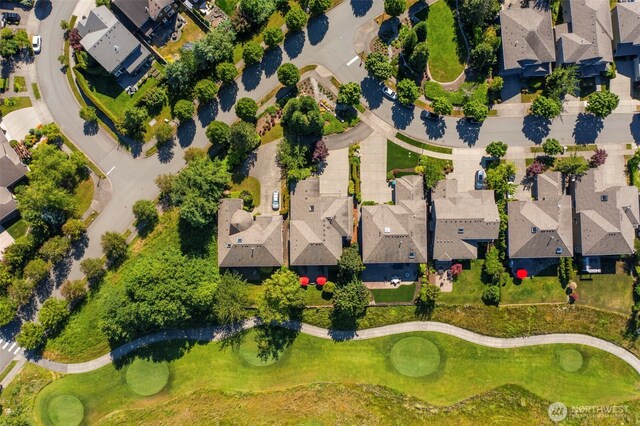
[30, 320, 640, 375]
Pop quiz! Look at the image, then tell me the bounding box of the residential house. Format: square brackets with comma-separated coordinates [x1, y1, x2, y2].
[360, 175, 427, 264]
[613, 1, 640, 81]
[555, 0, 613, 76]
[112, 0, 178, 38]
[571, 168, 640, 257]
[430, 179, 500, 262]
[507, 172, 573, 258]
[217, 199, 284, 268]
[289, 178, 352, 266]
[499, 6, 556, 77]
[0, 135, 28, 224]
[77, 6, 152, 78]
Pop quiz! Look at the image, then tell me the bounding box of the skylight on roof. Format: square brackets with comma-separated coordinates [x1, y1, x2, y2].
[384, 227, 391, 233]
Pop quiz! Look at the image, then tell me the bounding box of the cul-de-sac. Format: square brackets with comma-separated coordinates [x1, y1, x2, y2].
[2, 0, 640, 424]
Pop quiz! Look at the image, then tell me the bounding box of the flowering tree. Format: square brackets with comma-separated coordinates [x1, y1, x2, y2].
[590, 149, 608, 167]
[450, 263, 463, 279]
[312, 139, 329, 164]
[526, 160, 546, 178]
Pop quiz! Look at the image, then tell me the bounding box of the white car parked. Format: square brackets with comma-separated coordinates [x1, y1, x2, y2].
[32, 35, 41, 54]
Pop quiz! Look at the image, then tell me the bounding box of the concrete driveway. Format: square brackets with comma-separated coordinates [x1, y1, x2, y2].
[2, 107, 41, 141]
[449, 148, 485, 192]
[249, 142, 281, 216]
[319, 146, 349, 196]
[611, 60, 633, 101]
[0, 227, 14, 260]
[360, 133, 392, 203]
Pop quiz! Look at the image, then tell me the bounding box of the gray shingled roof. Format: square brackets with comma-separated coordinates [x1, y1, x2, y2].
[112, 0, 175, 29]
[0, 187, 17, 224]
[361, 176, 427, 264]
[573, 168, 640, 256]
[77, 6, 151, 74]
[431, 179, 500, 261]
[557, 0, 613, 65]
[218, 199, 284, 267]
[615, 2, 640, 45]
[500, 7, 555, 72]
[0, 139, 27, 189]
[507, 172, 574, 258]
[289, 178, 352, 266]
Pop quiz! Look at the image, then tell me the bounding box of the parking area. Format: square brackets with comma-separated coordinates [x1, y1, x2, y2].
[449, 148, 484, 192]
[0, 2, 29, 29]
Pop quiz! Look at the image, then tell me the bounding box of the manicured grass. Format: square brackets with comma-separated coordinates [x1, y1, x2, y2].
[157, 14, 206, 60]
[426, 0, 466, 82]
[390, 337, 440, 377]
[216, 0, 240, 15]
[260, 123, 283, 144]
[575, 266, 634, 314]
[0, 360, 17, 383]
[13, 75, 26, 92]
[47, 395, 84, 426]
[559, 349, 583, 372]
[0, 96, 32, 116]
[33, 331, 640, 425]
[125, 359, 169, 396]
[424, 81, 487, 106]
[43, 210, 218, 362]
[387, 139, 420, 171]
[322, 110, 359, 135]
[31, 82, 41, 100]
[303, 285, 333, 305]
[395, 132, 453, 154]
[229, 176, 261, 208]
[4, 217, 28, 239]
[530, 144, 596, 153]
[371, 283, 417, 303]
[72, 177, 94, 217]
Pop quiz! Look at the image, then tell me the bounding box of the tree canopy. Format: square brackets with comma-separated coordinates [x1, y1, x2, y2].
[384, 0, 406, 17]
[337, 244, 365, 284]
[281, 96, 324, 137]
[431, 97, 453, 116]
[542, 138, 563, 156]
[277, 63, 300, 87]
[337, 82, 362, 106]
[485, 141, 508, 158]
[365, 52, 393, 81]
[285, 5, 308, 32]
[415, 155, 445, 189]
[258, 268, 306, 323]
[462, 100, 489, 122]
[396, 79, 420, 105]
[228, 121, 261, 165]
[530, 95, 562, 119]
[235, 97, 259, 121]
[586, 91, 619, 118]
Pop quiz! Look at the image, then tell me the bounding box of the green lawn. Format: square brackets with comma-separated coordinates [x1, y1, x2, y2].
[13, 75, 26, 92]
[33, 331, 640, 425]
[72, 178, 94, 217]
[157, 14, 206, 60]
[395, 132, 453, 154]
[229, 176, 261, 209]
[4, 217, 28, 239]
[426, 0, 466, 82]
[322, 110, 359, 135]
[216, 0, 240, 16]
[387, 140, 420, 171]
[371, 283, 417, 303]
[260, 123, 283, 144]
[424, 81, 488, 106]
[31, 82, 41, 100]
[0, 96, 32, 116]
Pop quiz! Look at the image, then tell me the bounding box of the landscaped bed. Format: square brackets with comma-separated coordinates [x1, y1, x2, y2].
[425, 0, 466, 82]
[423, 81, 488, 106]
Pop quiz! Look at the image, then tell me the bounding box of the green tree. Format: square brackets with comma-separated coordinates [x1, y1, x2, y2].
[281, 96, 324, 137]
[206, 120, 231, 146]
[8, 279, 35, 306]
[463, 100, 489, 122]
[415, 155, 445, 189]
[486, 161, 517, 199]
[285, 5, 308, 32]
[365, 52, 394, 81]
[228, 121, 260, 165]
[483, 246, 504, 278]
[141, 86, 168, 113]
[485, 141, 508, 158]
[39, 298, 69, 332]
[242, 40, 265, 65]
[62, 218, 86, 241]
[174, 100, 195, 122]
[337, 244, 365, 283]
[488, 76, 503, 92]
[61, 279, 87, 306]
[263, 27, 284, 48]
[38, 236, 71, 264]
[80, 257, 106, 284]
[333, 280, 370, 318]
[402, 29, 418, 57]
[192, 21, 236, 70]
[26, 143, 87, 190]
[384, 0, 406, 16]
[408, 42, 429, 75]
[431, 97, 453, 116]
[276, 138, 312, 181]
[0, 298, 16, 327]
[258, 267, 306, 323]
[166, 56, 196, 93]
[308, 0, 331, 15]
[337, 82, 362, 106]
[216, 62, 239, 84]
[101, 231, 128, 266]
[240, 0, 275, 25]
[415, 283, 440, 315]
[132, 199, 158, 234]
[16, 181, 75, 233]
[530, 95, 562, 119]
[2, 235, 36, 274]
[235, 97, 259, 121]
[555, 155, 589, 177]
[117, 106, 148, 139]
[193, 79, 219, 105]
[23, 259, 50, 284]
[154, 122, 174, 145]
[545, 65, 579, 99]
[277, 63, 300, 87]
[213, 272, 250, 324]
[459, 0, 500, 28]
[542, 138, 564, 156]
[586, 91, 619, 118]
[79, 106, 98, 122]
[482, 285, 501, 305]
[171, 157, 231, 227]
[470, 42, 496, 73]
[396, 79, 420, 105]
[16, 322, 46, 351]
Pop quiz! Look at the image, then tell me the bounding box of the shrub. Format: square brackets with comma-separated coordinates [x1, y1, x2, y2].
[38, 298, 69, 332]
[242, 41, 264, 65]
[277, 63, 300, 87]
[542, 138, 564, 156]
[365, 52, 393, 81]
[141, 86, 168, 112]
[285, 5, 308, 32]
[396, 79, 420, 105]
[322, 281, 336, 294]
[482, 285, 501, 305]
[80, 257, 106, 284]
[235, 97, 259, 121]
[132, 199, 159, 233]
[154, 122, 174, 145]
[526, 160, 546, 178]
[23, 259, 50, 284]
[263, 27, 284, 48]
[216, 62, 239, 84]
[485, 141, 508, 158]
[38, 236, 71, 264]
[173, 100, 195, 122]
[590, 149, 608, 167]
[61, 279, 88, 307]
[101, 231, 128, 266]
[384, 0, 406, 16]
[239, 190, 254, 211]
[79, 105, 98, 122]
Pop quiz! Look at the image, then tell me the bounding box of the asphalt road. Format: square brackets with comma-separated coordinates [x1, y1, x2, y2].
[33, 0, 640, 283]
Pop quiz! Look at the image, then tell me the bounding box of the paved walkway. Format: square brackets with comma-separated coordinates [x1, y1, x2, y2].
[26, 320, 640, 375]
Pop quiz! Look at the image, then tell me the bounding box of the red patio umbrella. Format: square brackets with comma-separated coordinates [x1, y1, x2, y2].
[516, 269, 528, 279]
[300, 276, 309, 286]
[316, 277, 327, 286]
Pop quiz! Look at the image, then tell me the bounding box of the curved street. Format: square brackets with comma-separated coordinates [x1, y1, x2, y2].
[30, 319, 640, 375]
